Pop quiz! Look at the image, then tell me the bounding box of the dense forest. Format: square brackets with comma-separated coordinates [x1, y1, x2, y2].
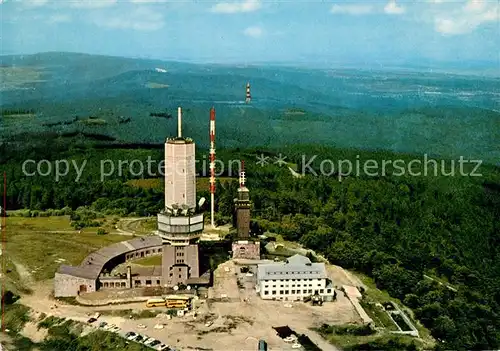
[1, 138, 499, 350]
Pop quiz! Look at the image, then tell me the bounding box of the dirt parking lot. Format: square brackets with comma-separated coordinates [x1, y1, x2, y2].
[166, 259, 361, 350]
[21, 260, 361, 351]
[95, 260, 360, 350]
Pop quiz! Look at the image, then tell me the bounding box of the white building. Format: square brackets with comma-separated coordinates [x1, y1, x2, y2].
[256, 254, 335, 301]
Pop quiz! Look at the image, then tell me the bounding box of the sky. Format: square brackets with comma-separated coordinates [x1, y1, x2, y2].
[1, 0, 499, 67]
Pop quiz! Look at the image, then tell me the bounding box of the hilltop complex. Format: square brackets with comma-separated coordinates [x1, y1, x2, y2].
[53, 107, 331, 307]
[54, 107, 208, 297]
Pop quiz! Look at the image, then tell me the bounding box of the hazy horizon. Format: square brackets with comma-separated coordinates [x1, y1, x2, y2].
[2, 50, 499, 78]
[2, 0, 499, 73]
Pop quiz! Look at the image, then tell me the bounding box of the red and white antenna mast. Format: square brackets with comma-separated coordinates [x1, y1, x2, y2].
[245, 82, 251, 104]
[239, 160, 246, 187]
[209, 107, 216, 228]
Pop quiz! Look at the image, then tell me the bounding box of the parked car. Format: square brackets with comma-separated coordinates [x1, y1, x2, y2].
[149, 340, 161, 347]
[87, 318, 97, 324]
[144, 338, 158, 346]
[155, 344, 169, 351]
[99, 322, 107, 329]
[134, 335, 144, 343]
[143, 337, 155, 344]
[110, 326, 120, 333]
[126, 332, 138, 341]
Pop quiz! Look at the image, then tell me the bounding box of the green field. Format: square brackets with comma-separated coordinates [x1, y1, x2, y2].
[0, 66, 45, 89]
[4, 216, 127, 282]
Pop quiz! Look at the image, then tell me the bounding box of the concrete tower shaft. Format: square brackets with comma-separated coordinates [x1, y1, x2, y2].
[158, 106, 204, 287]
[164, 139, 196, 210]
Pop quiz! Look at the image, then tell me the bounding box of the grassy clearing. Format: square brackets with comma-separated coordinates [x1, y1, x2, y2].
[2, 303, 31, 333]
[0, 67, 44, 88]
[330, 333, 421, 351]
[359, 300, 399, 331]
[316, 324, 422, 350]
[120, 217, 157, 234]
[354, 272, 434, 348]
[5, 216, 127, 281]
[37, 316, 66, 329]
[3, 254, 21, 282]
[1, 254, 33, 295]
[139, 218, 157, 233]
[356, 272, 398, 302]
[130, 255, 162, 266]
[6, 216, 76, 231]
[146, 82, 169, 89]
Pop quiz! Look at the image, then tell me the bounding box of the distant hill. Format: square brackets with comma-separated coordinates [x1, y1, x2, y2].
[0, 52, 499, 163]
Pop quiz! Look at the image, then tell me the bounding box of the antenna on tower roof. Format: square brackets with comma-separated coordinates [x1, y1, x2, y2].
[239, 160, 246, 188]
[209, 107, 216, 228]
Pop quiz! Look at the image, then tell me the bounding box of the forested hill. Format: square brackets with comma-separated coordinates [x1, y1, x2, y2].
[1, 140, 499, 350]
[1, 52, 500, 164]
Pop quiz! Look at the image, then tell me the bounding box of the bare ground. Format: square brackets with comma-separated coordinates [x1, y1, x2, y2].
[18, 261, 361, 351]
[21, 321, 47, 343]
[326, 265, 366, 289]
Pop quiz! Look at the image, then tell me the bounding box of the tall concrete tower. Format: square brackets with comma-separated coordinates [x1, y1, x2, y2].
[157, 107, 204, 287]
[245, 82, 251, 104]
[234, 161, 251, 239]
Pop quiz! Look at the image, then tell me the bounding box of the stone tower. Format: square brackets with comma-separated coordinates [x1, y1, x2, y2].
[234, 163, 251, 239]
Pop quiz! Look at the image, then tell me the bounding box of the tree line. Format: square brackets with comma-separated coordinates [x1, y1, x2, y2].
[1, 141, 499, 350]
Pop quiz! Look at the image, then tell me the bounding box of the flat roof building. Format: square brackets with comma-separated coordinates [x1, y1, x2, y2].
[256, 254, 334, 302]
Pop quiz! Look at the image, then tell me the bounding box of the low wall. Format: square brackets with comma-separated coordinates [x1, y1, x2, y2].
[389, 304, 419, 337]
[76, 288, 198, 306]
[76, 294, 155, 306]
[349, 297, 373, 325]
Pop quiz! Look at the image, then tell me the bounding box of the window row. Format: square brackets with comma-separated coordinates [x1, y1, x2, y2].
[267, 271, 319, 276]
[263, 288, 332, 296]
[264, 283, 322, 288]
[265, 278, 319, 283]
